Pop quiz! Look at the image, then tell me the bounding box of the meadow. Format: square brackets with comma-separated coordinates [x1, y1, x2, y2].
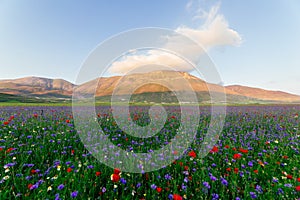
[0, 105, 299, 199]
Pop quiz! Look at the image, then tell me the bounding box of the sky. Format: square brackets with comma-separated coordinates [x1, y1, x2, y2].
[0, 0, 300, 94]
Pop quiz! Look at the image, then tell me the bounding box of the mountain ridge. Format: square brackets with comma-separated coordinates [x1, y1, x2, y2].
[0, 71, 299, 103]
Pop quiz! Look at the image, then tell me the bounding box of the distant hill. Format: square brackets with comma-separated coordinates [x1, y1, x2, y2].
[1, 71, 300, 104]
[0, 76, 74, 97]
[226, 85, 300, 102]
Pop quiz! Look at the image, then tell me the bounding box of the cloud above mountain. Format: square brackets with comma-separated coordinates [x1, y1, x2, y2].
[108, 2, 242, 74]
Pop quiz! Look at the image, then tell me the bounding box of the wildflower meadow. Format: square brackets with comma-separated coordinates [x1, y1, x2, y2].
[0, 105, 299, 199]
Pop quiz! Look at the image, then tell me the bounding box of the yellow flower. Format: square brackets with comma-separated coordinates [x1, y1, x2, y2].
[47, 186, 52, 191]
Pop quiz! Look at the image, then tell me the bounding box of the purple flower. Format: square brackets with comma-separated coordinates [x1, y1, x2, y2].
[30, 184, 38, 190]
[209, 173, 217, 181]
[236, 197, 241, 200]
[168, 194, 173, 200]
[212, 163, 217, 167]
[203, 182, 210, 189]
[55, 193, 61, 200]
[284, 183, 292, 188]
[239, 172, 244, 177]
[255, 185, 263, 194]
[151, 184, 157, 190]
[120, 178, 126, 184]
[212, 193, 219, 200]
[164, 174, 172, 180]
[248, 161, 253, 167]
[65, 161, 71, 165]
[57, 184, 64, 190]
[220, 178, 228, 186]
[136, 182, 141, 188]
[277, 188, 284, 195]
[102, 187, 106, 193]
[87, 165, 94, 169]
[4, 163, 16, 168]
[71, 191, 78, 198]
[184, 177, 189, 183]
[250, 192, 257, 199]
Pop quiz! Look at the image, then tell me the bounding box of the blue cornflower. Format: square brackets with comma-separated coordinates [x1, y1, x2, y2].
[70, 191, 78, 198]
[277, 188, 284, 195]
[164, 174, 172, 180]
[57, 184, 64, 190]
[151, 184, 157, 190]
[136, 182, 141, 188]
[212, 193, 219, 200]
[248, 161, 253, 167]
[250, 192, 257, 199]
[120, 178, 126, 184]
[203, 182, 210, 189]
[255, 185, 263, 194]
[220, 178, 228, 186]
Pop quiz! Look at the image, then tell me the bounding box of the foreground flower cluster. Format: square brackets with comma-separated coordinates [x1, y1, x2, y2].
[0, 105, 299, 199]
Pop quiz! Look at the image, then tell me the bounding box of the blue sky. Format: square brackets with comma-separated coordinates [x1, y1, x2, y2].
[0, 0, 300, 94]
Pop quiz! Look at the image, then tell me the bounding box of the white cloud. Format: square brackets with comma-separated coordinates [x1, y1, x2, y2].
[108, 2, 242, 74]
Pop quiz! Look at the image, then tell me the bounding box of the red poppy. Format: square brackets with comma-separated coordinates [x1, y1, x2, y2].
[239, 148, 248, 154]
[114, 168, 121, 175]
[27, 184, 33, 189]
[283, 155, 288, 159]
[234, 168, 239, 174]
[171, 115, 176, 119]
[3, 121, 9, 125]
[297, 178, 300, 182]
[179, 162, 183, 166]
[254, 169, 258, 174]
[0, 147, 3, 151]
[173, 194, 183, 200]
[96, 171, 101, 176]
[33, 114, 38, 118]
[232, 147, 237, 151]
[30, 169, 36, 174]
[6, 148, 14, 153]
[184, 166, 189, 171]
[226, 167, 231, 172]
[233, 153, 242, 159]
[188, 150, 196, 158]
[66, 119, 70, 123]
[156, 187, 162, 193]
[67, 167, 72, 173]
[111, 174, 120, 182]
[71, 149, 75, 154]
[173, 150, 178, 155]
[224, 145, 230, 149]
[296, 185, 300, 192]
[287, 174, 293, 179]
[210, 146, 219, 153]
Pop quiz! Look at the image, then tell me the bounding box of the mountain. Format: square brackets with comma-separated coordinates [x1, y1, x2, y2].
[0, 76, 74, 98]
[226, 85, 300, 102]
[76, 71, 300, 103]
[0, 71, 299, 103]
